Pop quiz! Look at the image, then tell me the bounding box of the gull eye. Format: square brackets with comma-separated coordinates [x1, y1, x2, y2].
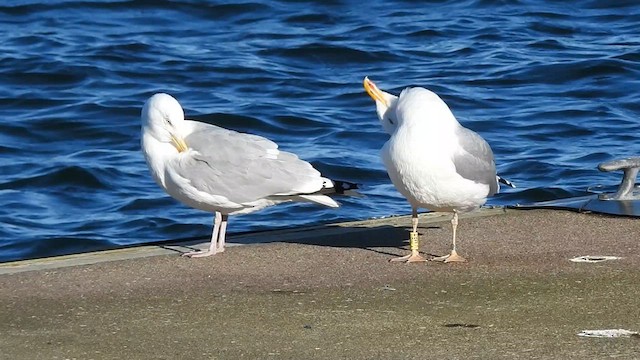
[164, 115, 172, 126]
[387, 117, 394, 125]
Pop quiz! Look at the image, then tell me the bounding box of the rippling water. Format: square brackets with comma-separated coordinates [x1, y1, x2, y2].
[1, 0, 639, 262]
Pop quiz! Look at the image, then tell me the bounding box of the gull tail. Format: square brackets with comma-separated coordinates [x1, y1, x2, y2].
[319, 178, 361, 196]
[297, 179, 361, 208]
[498, 175, 516, 188]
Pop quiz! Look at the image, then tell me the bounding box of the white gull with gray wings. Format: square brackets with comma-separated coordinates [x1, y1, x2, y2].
[141, 93, 356, 257]
[364, 77, 512, 263]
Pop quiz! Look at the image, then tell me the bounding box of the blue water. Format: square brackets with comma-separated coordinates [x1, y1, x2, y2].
[1, 0, 639, 263]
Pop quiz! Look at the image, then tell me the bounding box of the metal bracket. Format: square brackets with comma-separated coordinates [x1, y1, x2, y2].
[597, 157, 640, 200]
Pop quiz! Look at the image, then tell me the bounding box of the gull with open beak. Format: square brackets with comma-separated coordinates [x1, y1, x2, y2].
[364, 77, 513, 263]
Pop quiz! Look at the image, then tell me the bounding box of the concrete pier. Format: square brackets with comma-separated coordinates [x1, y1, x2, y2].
[1, 208, 639, 359]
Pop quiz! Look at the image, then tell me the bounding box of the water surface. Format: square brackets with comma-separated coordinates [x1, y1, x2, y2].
[1, 0, 639, 262]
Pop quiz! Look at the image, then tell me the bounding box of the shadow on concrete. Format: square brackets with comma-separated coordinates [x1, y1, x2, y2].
[164, 221, 444, 259]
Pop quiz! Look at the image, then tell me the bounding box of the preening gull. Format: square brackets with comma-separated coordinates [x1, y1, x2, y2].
[364, 77, 513, 263]
[141, 93, 356, 258]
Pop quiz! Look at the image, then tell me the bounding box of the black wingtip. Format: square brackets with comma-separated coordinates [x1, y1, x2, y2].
[332, 180, 360, 195]
[498, 176, 516, 188]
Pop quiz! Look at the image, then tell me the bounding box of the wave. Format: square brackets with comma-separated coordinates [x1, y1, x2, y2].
[1, 0, 639, 262]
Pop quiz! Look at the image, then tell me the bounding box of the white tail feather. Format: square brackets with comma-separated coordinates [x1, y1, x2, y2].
[297, 194, 339, 208]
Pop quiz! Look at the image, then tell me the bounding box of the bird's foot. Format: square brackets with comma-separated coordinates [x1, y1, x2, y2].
[389, 251, 427, 263]
[181, 249, 218, 258]
[431, 250, 466, 263]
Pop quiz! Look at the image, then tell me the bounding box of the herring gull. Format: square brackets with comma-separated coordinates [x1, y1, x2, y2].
[363, 77, 513, 263]
[141, 93, 356, 257]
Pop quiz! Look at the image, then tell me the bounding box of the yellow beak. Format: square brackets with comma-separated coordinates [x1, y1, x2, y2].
[171, 134, 188, 153]
[363, 76, 389, 107]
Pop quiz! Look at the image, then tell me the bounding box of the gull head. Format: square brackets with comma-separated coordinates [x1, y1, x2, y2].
[363, 77, 398, 134]
[141, 93, 188, 153]
[395, 87, 458, 128]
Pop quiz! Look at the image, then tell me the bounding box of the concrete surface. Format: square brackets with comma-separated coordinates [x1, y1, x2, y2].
[1, 208, 639, 359]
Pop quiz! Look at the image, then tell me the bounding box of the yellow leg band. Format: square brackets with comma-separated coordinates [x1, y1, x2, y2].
[409, 231, 419, 251]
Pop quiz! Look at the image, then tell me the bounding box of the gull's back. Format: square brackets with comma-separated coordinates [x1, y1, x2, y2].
[170, 120, 328, 208]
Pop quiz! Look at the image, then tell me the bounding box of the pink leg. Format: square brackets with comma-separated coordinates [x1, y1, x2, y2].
[216, 214, 228, 253]
[183, 212, 222, 258]
[432, 211, 466, 263]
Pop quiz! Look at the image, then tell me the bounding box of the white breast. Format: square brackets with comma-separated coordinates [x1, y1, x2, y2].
[382, 124, 489, 212]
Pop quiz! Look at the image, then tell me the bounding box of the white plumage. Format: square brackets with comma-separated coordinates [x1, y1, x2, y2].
[141, 93, 346, 257]
[364, 77, 510, 263]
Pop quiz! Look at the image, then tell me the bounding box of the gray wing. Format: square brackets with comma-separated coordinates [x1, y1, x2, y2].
[174, 120, 324, 204]
[452, 126, 499, 196]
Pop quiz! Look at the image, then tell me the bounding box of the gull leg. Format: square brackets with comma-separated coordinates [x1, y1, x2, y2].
[432, 211, 466, 263]
[183, 212, 222, 258]
[390, 208, 426, 263]
[216, 214, 229, 253]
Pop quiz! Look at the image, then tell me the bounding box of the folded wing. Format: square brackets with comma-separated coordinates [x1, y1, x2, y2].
[451, 126, 499, 196]
[172, 120, 326, 206]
